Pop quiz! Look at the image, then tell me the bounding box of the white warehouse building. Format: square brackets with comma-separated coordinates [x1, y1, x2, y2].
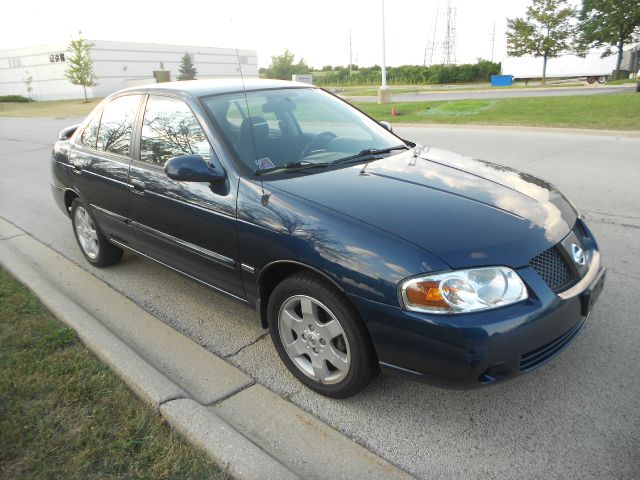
[0, 40, 258, 101]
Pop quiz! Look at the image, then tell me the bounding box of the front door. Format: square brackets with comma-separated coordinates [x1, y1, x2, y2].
[127, 94, 243, 299]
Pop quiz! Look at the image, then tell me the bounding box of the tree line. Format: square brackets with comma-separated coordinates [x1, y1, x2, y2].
[310, 61, 501, 86]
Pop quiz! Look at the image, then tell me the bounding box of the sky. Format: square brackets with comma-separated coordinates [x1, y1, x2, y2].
[1, 0, 582, 68]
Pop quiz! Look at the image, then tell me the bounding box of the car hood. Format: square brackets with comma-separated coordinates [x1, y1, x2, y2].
[267, 146, 577, 269]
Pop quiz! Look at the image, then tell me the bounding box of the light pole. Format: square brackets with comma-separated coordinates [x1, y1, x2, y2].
[378, 0, 390, 104]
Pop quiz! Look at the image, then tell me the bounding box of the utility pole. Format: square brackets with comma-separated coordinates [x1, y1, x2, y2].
[349, 30, 353, 78]
[490, 21, 496, 63]
[378, 0, 390, 103]
[381, 0, 387, 88]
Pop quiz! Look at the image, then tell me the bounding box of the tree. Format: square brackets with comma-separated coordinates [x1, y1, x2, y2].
[506, 0, 576, 84]
[264, 49, 310, 80]
[177, 52, 197, 81]
[577, 0, 640, 73]
[64, 34, 98, 102]
[23, 71, 33, 100]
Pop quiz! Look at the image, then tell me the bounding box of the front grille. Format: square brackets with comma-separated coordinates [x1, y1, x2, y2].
[519, 320, 584, 372]
[530, 247, 574, 292]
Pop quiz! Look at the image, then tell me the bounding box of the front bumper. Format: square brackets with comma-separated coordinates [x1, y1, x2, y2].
[350, 243, 606, 389]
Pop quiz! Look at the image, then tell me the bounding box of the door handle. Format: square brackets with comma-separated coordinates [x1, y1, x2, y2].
[71, 164, 82, 174]
[129, 180, 145, 194]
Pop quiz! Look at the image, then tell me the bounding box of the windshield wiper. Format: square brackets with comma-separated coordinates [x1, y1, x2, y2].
[255, 145, 409, 175]
[255, 161, 329, 176]
[330, 145, 409, 165]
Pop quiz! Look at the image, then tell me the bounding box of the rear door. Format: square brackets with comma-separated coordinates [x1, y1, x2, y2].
[127, 94, 243, 298]
[69, 94, 142, 247]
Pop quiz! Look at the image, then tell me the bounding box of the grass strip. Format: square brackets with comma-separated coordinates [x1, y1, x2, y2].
[0, 268, 230, 479]
[0, 98, 101, 118]
[354, 93, 640, 130]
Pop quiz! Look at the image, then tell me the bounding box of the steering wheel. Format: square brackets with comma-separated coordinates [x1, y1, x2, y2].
[299, 131, 337, 161]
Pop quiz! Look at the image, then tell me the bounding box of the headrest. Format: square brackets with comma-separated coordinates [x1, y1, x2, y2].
[241, 116, 268, 139]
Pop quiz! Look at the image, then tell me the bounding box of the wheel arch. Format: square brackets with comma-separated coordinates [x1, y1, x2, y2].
[256, 260, 348, 329]
[63, 188, 80, 216]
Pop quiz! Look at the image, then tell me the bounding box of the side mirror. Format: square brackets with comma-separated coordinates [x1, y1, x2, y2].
[379, 121, 393, 133]
[164, 155, 226, 182]
[58, 124, 79, 140]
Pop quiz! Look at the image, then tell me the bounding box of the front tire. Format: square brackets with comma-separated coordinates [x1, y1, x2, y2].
[268, 271, 378, 398]
[71, 198, 123, 267]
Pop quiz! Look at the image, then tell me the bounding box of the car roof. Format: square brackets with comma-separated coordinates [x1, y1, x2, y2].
[116, 78, 315, 98]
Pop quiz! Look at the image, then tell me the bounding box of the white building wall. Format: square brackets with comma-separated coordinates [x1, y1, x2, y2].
[0, 40, 258, 101]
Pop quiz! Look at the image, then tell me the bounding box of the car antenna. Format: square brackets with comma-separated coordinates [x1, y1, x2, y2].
[235, 49, 268, 201]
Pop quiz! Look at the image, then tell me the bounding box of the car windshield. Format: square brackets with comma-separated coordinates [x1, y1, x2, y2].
[201, 87, 404, 175]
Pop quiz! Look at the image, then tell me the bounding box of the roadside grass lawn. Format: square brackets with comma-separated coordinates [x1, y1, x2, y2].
[0, 98, 100, 118]
[0, 269, 230, 479]
[354, 93, 640, 130]
[608, 78, 639, 85]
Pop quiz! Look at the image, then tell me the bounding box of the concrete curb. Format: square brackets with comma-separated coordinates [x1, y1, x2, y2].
[0, 217, 414, 480]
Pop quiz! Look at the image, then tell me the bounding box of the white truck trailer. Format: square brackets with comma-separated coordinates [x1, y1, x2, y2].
[502, 51, 616, 84]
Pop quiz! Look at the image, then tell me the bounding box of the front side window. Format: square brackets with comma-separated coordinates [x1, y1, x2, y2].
[202, 88, 401, 174]
[96, 95, 141, 157]
[140, 95, 210, 166]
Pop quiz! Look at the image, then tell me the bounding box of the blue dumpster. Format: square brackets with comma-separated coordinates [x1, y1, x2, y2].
[491, 75, 513, 87]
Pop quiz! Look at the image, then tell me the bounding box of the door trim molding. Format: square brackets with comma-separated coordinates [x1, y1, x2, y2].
[131, 220, 236, 270]
[110, 238, 248, 303]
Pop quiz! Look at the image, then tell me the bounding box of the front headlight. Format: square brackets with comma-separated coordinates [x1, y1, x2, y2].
[399, 267, 528, 314]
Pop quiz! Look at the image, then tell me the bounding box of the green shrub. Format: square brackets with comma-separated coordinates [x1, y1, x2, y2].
[0, 95, 31, 102]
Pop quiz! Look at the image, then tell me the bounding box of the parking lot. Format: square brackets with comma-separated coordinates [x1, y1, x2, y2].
[1, 117, 638, 479]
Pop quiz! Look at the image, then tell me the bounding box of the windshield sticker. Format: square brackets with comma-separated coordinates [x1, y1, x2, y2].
[256, 157, 276, 170]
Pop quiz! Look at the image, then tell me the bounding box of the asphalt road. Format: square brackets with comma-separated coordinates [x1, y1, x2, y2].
[1, 117, 638, 479]
[346, 84, 636, 103]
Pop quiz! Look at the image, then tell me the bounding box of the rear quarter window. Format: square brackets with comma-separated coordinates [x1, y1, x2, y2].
[80, 111, 102, 149]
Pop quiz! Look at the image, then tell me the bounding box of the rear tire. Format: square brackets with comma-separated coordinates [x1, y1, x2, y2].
[597, 75, 607, 84]
[70, 198, 123, 267]
[587, 76, 596, 84]
[268, 271, 378, 398]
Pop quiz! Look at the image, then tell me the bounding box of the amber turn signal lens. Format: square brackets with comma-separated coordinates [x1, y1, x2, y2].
[404, 281, 449, 309]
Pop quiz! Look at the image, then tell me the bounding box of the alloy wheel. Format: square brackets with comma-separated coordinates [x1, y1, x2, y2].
[74, 206, 99, 259]
[278, 295, 351, 384]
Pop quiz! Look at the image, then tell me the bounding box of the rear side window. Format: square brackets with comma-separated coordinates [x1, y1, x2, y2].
[96, 95, 142, 157]
[80, 111, 102, 149]
[140, 95, 211, 166]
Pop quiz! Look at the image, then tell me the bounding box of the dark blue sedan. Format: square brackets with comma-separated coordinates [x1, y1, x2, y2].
[51, 79, 605, 397]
